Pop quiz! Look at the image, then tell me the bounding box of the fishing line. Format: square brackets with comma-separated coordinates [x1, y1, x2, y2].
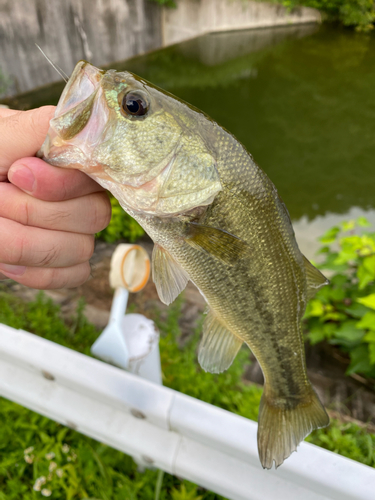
[35, 44, 69, 83]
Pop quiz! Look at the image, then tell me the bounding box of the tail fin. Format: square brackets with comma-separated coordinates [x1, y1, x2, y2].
[257, 385, 329, 469]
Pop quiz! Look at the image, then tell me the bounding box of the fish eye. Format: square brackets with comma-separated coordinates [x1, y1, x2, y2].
[122, 92, 149, 117]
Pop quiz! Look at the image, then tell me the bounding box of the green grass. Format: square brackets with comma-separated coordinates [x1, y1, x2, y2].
[0, 286, 374, 498]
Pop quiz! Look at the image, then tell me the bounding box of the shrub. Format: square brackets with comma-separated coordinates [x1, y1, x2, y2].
[287, 0, 375, 31]
[304, 217, 375, 378]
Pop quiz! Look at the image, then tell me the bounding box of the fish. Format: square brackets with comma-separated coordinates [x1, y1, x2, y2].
[38, 61, 330, 469]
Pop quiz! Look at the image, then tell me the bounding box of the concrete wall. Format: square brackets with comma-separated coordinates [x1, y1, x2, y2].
[0, 0, 320, 97]
[163, 0, 321, 46]
[0, 0, 162, 96]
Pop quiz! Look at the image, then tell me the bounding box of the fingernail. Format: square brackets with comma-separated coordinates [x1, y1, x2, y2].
[0, 264, 26, 276]
[8, 164, 36, 192]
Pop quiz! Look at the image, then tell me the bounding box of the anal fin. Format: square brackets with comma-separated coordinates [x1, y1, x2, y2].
[152, 244, 189, 305]
[198, 309, 242, 373]
[303, 255, 329, 301]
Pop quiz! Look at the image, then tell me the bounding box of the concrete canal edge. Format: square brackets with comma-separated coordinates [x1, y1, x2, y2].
[0, 0, 321, 97]
[163, 0, 321, 46]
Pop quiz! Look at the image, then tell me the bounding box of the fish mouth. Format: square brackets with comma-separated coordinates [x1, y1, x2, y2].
[38, 61, 109, 170]
[55, 61, 105, 117]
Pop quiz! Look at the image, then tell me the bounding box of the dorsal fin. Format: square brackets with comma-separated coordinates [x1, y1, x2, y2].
[303, 255, 329, 301]
[198, 309, 243, 373]
[152, 245, 189, 305]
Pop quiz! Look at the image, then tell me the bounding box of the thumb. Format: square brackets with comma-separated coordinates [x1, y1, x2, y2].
[0, 106, 55, 180]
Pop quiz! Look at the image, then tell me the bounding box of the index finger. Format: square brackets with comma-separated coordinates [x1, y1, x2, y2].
[0, 106, 55, 179]
[8, 157, 105, 201]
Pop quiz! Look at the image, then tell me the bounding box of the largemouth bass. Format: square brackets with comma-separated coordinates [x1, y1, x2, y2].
[39, 61, 329, 469]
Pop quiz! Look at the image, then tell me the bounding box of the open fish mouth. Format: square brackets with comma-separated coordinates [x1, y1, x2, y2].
[54, 61, 105, 117]
[38, 62, 110, 171]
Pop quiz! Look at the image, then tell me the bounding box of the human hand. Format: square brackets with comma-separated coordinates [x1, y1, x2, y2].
[0, 106, 111, 289]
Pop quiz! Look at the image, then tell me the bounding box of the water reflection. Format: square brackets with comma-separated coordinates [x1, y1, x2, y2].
[120, 23, 318, 90]
[178, 24, 318, 66]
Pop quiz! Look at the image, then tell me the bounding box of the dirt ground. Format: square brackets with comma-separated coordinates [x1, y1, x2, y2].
[4, 239, 375, 429]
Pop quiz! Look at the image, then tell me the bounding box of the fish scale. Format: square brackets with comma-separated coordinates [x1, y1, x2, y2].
[39, 61, 330, 469]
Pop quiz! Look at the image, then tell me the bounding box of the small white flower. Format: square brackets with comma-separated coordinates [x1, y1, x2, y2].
[33, 476, 47, 491]
[41, 488, 52, 497]
[67, 456, 71, 462]
[61, 443, 70, 453]
[71, 452, 77, 461]
[48, 461, 57, 472]
[24, 454, 34, 464]
[45, 452, 55, 460]
[56, 468, 64, 478]
[24, 446, 34, 455]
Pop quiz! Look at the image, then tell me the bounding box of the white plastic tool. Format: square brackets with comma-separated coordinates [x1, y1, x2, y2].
[91, 244, 162, 385]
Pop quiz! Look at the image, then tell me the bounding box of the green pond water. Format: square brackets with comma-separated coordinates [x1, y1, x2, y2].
[7, 24, 375, 257]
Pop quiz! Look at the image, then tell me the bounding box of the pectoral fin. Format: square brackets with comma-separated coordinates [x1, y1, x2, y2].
[152, 245, 189, 305]
[303, 255, 329, 301]
[185, 222, 246, 266]
[198, 309, 243, 373]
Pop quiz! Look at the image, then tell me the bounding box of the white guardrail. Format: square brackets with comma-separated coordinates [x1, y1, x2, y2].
[0, 323, 374, 500]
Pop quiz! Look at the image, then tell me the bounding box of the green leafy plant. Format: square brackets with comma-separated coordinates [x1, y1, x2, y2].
[304, 217, 375, 378]
[96, 196, 144, 243]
